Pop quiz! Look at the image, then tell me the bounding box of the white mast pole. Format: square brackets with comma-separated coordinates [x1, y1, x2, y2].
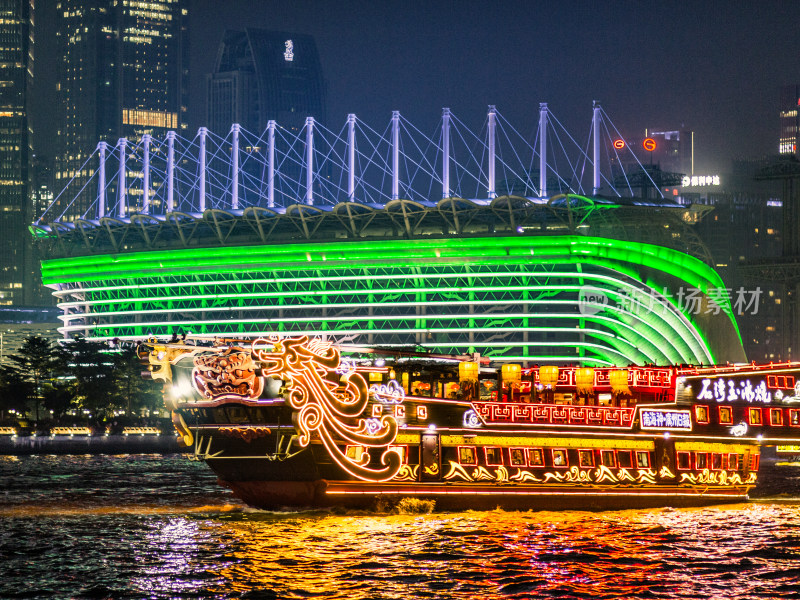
[487, 105, 496, 199]
[267, 120, 276, 208]
[347, 114, 356, 201]
[97, 141, 107, 218]
[593, 101, 601, 196]
[231, 123, 240, 210]
[166, 131, 175, 212]
[117, 138, 127, 218]
[539, 103, 548, 199]
[142, 134, 150, 213]
[198, 127, 207, 212]
[305, 117, 314, 205]
[392, 110, 400, 200]
[442, 107, 451, 198]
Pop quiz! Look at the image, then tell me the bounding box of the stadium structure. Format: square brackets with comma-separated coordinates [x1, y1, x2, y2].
[32, 104, 745, 366]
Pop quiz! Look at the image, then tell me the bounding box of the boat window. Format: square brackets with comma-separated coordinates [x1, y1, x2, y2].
[458, 446, 477, 465]
[212, 407, 229, 424]
[749, 454, 760, 471]
[617, 450, 633, 469]
[694, 405, 709, 424]
[676, 451, 690, 470]
[578, 449, 594, 468]
[529, 448, 544, 467]
[728, 454, 740, 470]
[226, 406, 248, 424]
[509, 447, 527, 467]
[636, 451, 650, 468]
[718, 406, 733, 424]
[790, 410, 800, 427]
[770, 408, 783, 426]
[485, 447, 503, 466]
[346, 445, 367, 463]
[695, 452, 708, 470]
[711, 453, 723, 470]
[600, 450, 616, 468]
[748, 408, 763, 426]
[551, 448, 568, 468]
[388, 445, 407, 464]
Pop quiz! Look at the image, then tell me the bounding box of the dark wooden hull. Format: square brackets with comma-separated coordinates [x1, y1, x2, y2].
[219, 477, 752, 511]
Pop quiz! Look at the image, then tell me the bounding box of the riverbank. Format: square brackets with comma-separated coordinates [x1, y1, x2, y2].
[0, 434, 187, 455]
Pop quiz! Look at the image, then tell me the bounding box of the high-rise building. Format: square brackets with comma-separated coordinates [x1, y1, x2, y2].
[0, 0, 33, 306]
[206, 29, 326, 136]
[779, 84, 800, 155]
[53, 0, 188, 218]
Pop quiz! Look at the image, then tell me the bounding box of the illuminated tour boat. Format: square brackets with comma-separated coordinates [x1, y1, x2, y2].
[34, 104, 800, 508]
[142, 335, 800, 511]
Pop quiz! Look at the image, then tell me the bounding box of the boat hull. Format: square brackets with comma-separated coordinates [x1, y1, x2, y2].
[218, 477, 752, 511]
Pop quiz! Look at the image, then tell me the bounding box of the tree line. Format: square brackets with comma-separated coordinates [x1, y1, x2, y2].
[0, 335, 163, 425]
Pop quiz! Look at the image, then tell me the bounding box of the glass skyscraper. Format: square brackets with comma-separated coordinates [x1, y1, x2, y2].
[207, 29, 326, 136]
[0, 0, 32, 305]
[54, 0, 188, 218]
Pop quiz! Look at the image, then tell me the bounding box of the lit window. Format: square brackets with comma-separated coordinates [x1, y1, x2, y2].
[528, 448, 544, 467]
[711, 453, 723, 470]
[578, 449, 594, 468]
[551, 448, 568, 468]
[458, 446, 476, 465]
[484, 447, 503, 466]
[695, 452, 708, 470]
[509, 447, 526, 467]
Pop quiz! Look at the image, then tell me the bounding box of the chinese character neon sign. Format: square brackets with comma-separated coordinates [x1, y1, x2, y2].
[284, 40, 294, 61]
[696, 378, 772, 404]
[640, 409, 692, 430]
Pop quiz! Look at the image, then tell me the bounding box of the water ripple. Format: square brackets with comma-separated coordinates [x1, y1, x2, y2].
[1, 456, 800, 599]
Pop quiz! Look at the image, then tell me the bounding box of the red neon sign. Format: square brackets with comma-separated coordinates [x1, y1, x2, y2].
[643, 138, 657, 151]
[613, 139, 625, 150]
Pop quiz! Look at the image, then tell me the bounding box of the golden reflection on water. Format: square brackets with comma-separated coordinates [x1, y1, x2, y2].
[186, 503, 800, 600]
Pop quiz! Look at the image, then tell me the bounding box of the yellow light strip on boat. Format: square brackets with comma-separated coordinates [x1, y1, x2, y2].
[674, 441, 756, 453]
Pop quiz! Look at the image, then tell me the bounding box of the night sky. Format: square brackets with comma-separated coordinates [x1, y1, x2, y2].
[33, 1, 800, 174]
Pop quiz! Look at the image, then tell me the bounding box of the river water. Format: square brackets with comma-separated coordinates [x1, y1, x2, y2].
[1, 455, 800, 599]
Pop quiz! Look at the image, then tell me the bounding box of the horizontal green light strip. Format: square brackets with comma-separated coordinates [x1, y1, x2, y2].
[43, 235, 738, 364]
[42, 235, 729, 305]
[53, 264, 714, 363]
[58, 281, 706, 364]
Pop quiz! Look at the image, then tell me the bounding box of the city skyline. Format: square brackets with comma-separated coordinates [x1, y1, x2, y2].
[29, 1, 800, 175]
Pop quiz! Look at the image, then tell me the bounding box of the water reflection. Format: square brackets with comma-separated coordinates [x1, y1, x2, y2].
[199, 505, 800, 599]
[1, 456, 800, 599]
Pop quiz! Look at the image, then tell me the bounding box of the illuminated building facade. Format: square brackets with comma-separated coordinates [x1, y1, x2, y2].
[54, 0, 188, 217]
[37, 201, 745, 367]
[35, 107, 747, 367]
[206, 29, 326, 136]
[779, 84, 800, 155]
[0, 0, 32, 306]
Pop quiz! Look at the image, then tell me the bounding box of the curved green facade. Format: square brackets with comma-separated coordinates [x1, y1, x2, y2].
[41, 234, 744, 366]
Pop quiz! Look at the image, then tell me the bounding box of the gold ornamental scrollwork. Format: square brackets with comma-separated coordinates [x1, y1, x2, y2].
[253, 335, 402, 482]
